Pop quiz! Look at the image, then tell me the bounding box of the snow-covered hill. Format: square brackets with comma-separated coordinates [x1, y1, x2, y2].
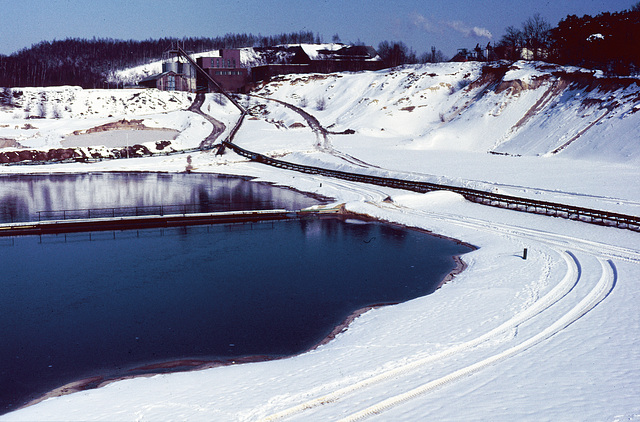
[0, 87, 243, 153]
[1, 62, 639, 421]
[254, 61, 640, 164]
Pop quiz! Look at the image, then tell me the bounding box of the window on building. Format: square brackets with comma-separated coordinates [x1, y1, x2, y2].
[167, 75, 176, 91]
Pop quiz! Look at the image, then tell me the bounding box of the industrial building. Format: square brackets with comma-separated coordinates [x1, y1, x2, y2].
[138, 44, 382, 93]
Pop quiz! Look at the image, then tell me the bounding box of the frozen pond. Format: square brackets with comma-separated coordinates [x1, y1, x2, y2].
[62, 129, 180, 148]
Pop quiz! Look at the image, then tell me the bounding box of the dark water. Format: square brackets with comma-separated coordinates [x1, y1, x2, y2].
[0, 173, 472, 414]
[0, 172, 325, 223]
[0, 219, 471, 414]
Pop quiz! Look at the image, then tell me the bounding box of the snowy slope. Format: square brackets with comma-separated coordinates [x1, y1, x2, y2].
[254, 61, 640, 164]
[0, 88, 243, 151]
[1, 62, 640, 421]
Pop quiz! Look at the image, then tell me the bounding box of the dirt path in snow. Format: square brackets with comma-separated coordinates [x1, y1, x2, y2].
[248, 94, 382, 169]
[188, 93, 226, 150]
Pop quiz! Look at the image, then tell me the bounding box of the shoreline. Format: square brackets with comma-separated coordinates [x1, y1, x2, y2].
[17, 253, 468, 413]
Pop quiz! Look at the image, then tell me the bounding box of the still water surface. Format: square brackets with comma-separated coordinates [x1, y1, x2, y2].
[0, 172, 324, 223]
[0, 174, 472, 414]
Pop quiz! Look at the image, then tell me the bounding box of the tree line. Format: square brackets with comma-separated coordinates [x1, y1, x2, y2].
[495, 3, 640, 75]
[0, 31, 319, 88]
[378, 3, 640, 75]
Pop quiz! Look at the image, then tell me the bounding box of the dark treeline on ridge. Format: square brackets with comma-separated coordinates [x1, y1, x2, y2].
[0, 31, 319, 88]
[495, 6, 640, 75]
[381, 6, 640, 75]
[551, 8, 640, 75]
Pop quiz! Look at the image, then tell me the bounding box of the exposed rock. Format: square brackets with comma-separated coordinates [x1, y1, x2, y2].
[155, 140, 172, 150]
[0, 138, 21, 148]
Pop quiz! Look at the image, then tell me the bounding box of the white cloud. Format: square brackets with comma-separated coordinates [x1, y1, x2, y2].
[470, 26, 493, 39]
[412, 13, 492, 40]
[411, 12, 440, 34]
[445, 20, 493, 39]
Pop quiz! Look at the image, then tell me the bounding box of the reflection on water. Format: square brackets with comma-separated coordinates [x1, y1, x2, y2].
[0, 173, 327, 223]
[0, 218, 472, 414]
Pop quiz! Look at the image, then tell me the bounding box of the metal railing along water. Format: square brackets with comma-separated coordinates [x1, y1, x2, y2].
[35, 202, 275, 222]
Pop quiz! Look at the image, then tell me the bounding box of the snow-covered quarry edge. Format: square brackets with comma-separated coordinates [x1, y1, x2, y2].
[3, 159, 638, 422]
[2, 61, 640, 421]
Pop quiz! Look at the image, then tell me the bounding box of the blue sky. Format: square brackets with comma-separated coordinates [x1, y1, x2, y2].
[1, 0, 635, 57]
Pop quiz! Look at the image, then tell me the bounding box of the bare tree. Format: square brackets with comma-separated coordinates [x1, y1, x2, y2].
[522, 13, 552, 60]
[419, 46, 447, 63]
[315, 96, 327, 111]
[498, 25, 525, 60]
[377, 41, 418, 67]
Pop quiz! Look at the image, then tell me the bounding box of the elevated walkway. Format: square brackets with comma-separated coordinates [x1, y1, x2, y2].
[0, 206, 342, 237]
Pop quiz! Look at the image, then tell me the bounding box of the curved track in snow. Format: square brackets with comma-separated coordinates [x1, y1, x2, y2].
[230, 91, 632, 421]
[261, 251, 582, 421]
[339, 258, 615, 421]
[246, 94, 383, 170]
[259, 237, 617, 421]
[251, 176, 633, 421]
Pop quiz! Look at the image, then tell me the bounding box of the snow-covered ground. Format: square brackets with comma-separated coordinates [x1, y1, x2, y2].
[0, 87, 240, 152]
[1, 62, 639, 421]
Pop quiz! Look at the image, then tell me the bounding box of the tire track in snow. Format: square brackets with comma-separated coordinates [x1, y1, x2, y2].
[260, 250, 580, 421]
[258, 188, 631, 421]
[339, 257, 615, 421]
[402, 206, 640, 264]
[247, 94, 383, 170]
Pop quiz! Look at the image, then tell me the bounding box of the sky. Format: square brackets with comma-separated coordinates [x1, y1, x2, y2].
[1, 0, 636, 58]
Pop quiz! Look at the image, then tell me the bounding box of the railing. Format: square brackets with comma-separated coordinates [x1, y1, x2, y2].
[34, 202, 275, 222]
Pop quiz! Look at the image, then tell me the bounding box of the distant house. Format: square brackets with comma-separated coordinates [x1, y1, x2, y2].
[251, 44, 383, 83]
[139, 44, 383, 92]
[520, 47, 550, 61]
[138, 57, 196, 91]
[138, 70, 192, 91]
[450, 44, 498, 62]
[196, 49, 249, 93]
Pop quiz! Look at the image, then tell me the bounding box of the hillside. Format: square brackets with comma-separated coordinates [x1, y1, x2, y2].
[6, 60, 638, 163]
[1, 62, 639, 421]
[253, 61, 640, 164]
